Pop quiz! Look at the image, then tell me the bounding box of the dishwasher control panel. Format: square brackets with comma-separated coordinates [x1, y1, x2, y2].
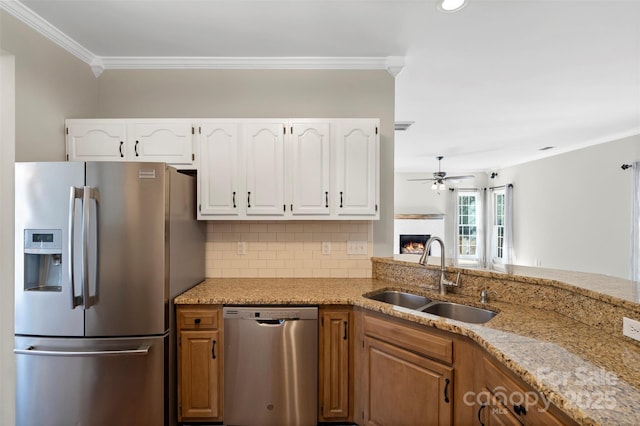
[223, 306, 318, 320]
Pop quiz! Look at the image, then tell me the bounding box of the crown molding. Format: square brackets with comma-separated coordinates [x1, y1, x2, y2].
[97, 56, 405, 76]
[1, 1, 405, 78]
[0, 0, 94, 65]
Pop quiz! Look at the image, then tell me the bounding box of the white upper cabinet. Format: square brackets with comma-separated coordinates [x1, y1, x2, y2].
[130, 121, 194, 166]
[335, 119, 379, 217]
[66, 120, 127, 161]
[66, 119, 196, 168]
[198, 122, 241, 217]
[289, 121, 331, 216]
[244, 122, 286, 216]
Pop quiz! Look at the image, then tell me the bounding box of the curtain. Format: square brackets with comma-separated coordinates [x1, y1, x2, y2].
[631, 162, 640, 301]
[445, 188, 459, 265]
[504, 184, 514, 265]
[475, 188, 486, 268]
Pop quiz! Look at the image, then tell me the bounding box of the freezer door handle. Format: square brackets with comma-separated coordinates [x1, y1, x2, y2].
[14, 344, 151, 357]
[82, 186, 100, 310]
[69, 186, 84, 309]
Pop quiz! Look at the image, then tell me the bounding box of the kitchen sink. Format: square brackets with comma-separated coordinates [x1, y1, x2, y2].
[421, 302, 497, 324]
[365, 290, 497, 324]
[366, 290, 433, 310]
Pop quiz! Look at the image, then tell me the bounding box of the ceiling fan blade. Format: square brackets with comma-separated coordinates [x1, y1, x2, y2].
[407, 178, 436, 182]
[443, 175, 474, 181]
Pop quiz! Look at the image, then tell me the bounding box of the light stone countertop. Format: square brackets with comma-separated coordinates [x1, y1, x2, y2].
[175, 274, 640, 426]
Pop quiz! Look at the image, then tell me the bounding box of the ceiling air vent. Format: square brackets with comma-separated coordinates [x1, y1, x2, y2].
[395, 121, 414, 131]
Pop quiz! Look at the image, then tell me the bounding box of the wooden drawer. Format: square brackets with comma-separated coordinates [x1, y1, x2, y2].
[483, 356, 568, 426]
[177, 305, 219, 330]
[363, 313, 453, 364]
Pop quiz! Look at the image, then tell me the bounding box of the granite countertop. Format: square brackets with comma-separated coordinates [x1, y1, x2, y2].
[176, 277, 640, 426]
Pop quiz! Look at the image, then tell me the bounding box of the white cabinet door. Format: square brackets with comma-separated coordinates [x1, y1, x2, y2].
[244, 122, 285, 216]
[335, 120, 379, 217]
[198, 123, 241, 217]
[131, 121, 194, 166]
[66, 120, 127, 161]
[290, 122, 331, 216]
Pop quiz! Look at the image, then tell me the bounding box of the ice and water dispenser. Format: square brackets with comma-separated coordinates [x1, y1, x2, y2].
[23, 229, 63, 291]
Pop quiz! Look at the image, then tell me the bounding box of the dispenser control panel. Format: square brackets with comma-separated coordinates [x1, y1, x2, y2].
[24, 229, 62, 254]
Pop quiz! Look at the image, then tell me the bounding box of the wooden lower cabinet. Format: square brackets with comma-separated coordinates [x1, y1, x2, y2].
[363, 335, 453, 425]
[479, 354, 578, 426]
[176, 305, 223, 423]
[319, 306, 354, 422]
[356, 311, 478, 426]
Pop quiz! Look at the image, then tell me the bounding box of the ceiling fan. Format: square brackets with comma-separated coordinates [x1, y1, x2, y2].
[408, 156, 474, 189]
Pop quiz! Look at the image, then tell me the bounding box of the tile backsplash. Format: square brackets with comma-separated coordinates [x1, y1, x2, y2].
[205, 221, 373, 278]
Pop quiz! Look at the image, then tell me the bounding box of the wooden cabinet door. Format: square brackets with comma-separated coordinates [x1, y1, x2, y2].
[179, 329, 221, 420]
[198, 122, 241, 217]
[244, 122, 285, 216]
[66, 120, 127, 161]
[363, 336, 453, 426]
[479, 388, 523, 426]
[319, 309, 351, 421]
[131, 121, 193, 166]
[335, 120, 379, 217]
[290, 122, 331, 216]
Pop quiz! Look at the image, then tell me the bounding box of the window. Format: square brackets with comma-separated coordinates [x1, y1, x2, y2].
[493, 190, 505, 261]
[458, 191, 478, 257]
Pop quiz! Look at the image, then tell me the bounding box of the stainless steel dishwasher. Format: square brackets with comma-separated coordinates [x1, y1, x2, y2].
[223, 306, 318, 426]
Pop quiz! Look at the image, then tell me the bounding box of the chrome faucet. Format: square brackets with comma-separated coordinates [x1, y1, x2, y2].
[418, 236, 459, 295]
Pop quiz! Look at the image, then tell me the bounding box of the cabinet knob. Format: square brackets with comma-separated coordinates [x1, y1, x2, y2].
[194, 318, 201, 325]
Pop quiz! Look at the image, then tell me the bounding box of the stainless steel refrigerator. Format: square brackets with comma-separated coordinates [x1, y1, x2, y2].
[14, 162, 205, 426]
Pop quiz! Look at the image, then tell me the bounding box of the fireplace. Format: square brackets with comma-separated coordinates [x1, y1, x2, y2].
[399, 234, 431, 255]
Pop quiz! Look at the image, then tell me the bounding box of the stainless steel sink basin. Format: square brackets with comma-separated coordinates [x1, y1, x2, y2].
[421, 302, 497, 324]
[367, 290, 432, 310]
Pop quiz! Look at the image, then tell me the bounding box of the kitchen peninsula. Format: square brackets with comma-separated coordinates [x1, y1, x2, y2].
[175, 257, 640, 426]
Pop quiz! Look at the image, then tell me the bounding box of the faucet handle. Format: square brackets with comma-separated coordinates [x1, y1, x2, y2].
[480, 289, 498, 303]
[443, 271, 460, 287]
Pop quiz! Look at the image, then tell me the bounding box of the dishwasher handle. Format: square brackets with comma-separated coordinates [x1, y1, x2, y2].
[255, 318, 298, 326]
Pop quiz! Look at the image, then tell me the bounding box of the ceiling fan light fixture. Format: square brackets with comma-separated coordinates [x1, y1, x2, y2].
[438, 0, 468, 13]
[431, 182, 438, 190]
[438, 182, 446, 190]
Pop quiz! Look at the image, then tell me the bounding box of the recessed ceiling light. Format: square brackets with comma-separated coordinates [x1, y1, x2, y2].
[437, 0, 468, 13]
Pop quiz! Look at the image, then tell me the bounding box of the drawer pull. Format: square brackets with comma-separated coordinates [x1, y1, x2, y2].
[514, 404, 527, 416]
[119, 141, 124, 158]
[443, 378, 450, 403]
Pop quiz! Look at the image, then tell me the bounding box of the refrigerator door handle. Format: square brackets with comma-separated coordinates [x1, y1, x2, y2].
[82, 186, 100, 309]
[69, 186, 84, 309]
[14, 344, 151, 357]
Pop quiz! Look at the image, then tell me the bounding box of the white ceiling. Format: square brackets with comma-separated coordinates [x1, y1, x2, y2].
[5, 0, 640, 173]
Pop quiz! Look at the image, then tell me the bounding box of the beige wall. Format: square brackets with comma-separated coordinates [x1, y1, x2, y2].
[1, 12, 97, 161]
[94, 69, 395, 276]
